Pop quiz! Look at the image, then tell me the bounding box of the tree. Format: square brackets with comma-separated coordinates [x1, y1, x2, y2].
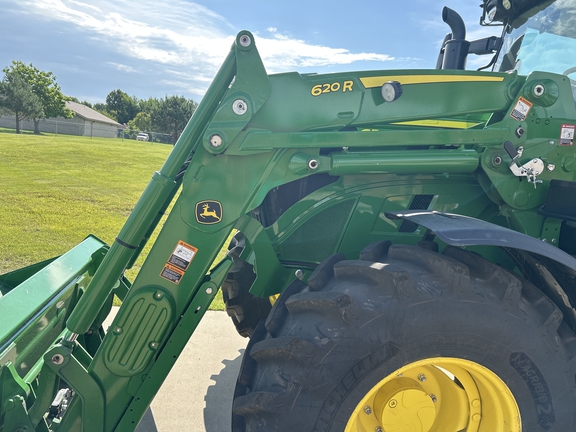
[129, 111, 152, 132]
[138, 97, 160, 115]
[105, 89, 138, 124]
[152, 95, 197, 142]
[2, 61, 73, 134]
[0, 72, 44, 134]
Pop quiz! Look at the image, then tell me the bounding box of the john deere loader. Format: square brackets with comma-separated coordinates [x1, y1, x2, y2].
[2, 0, 576, 430]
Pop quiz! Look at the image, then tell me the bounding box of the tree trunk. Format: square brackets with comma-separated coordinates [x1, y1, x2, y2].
[34, 119, 40, 134]
[15, 113, 21, 134]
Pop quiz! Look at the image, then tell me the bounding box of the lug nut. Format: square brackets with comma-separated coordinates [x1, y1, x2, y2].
[364, 405, 372, 415]
[430, 394, 437, 403]
[418, 373, 426, 382]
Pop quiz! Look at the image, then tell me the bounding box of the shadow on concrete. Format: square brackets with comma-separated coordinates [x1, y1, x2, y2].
[204, 349, 245, 432]
[135, 408, 159, 432]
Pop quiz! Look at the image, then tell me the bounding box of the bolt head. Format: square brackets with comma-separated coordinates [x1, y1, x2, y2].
[232, 99, 248, 115]
[308, 159, 319, 170]
[418, 373, 427, 382]
[52, 354, 64, 365]
[239, 34, 251, 47]
[363, 405, 372, 415]
[430, 394, 437, 403]
[209, 134, 223, 148]
[533, 84, 545, 97]
[206, 287, 213, 294]
[388, 399, 398, 408]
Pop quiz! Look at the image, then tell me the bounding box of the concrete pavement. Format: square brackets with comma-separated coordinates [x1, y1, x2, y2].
[104, 308, 247, 432]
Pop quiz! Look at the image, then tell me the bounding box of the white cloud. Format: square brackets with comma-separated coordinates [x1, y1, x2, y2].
[107, 62, 138, 73]
[16, 0, 395, 95]
[258, 28, 393, 72]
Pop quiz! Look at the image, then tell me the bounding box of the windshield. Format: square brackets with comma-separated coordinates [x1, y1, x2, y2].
[495, 0, 576, 76]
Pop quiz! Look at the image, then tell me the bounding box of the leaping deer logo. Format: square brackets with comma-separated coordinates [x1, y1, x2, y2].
[196, 201, 222, 224]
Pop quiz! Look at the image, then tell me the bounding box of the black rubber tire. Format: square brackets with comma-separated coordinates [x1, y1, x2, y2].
[232, 243, 576, 431]
[222, 233, 272, 338]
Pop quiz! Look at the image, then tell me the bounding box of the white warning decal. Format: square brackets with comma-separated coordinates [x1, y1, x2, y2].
[560, 124, 575, 146]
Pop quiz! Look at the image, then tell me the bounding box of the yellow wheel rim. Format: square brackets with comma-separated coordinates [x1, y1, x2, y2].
[344, 357, 521, 432]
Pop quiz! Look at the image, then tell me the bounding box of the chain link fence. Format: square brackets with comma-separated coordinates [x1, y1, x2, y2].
[0, 115, 175, 144]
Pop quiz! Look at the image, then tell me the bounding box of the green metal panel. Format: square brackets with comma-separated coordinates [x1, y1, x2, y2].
[0, 236, 105, 373]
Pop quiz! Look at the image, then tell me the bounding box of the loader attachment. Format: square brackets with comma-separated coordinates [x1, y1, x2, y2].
[0, 235, 110, 430]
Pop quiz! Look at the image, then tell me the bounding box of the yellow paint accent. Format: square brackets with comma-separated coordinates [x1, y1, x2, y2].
[392, 119, 482, 129]
[344, 357, 521, 432]
[269, 293, 280, 305]
[343, 80, 354, 92]
[360, 75, 504, 88]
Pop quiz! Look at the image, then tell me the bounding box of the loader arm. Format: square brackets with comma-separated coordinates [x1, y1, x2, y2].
[3, 9, 576, 428]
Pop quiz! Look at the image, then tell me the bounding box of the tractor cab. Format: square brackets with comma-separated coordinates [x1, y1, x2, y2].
[494, 0, 576, 81]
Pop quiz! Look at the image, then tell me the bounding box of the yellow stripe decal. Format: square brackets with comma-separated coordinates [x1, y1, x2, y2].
[360, 75, 504, 88]
[391, 119, 482, 129]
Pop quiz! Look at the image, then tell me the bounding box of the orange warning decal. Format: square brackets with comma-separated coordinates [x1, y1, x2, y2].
[168, 241, 198, 271]
[510, 97, 532, 122]
[160, 240, 199, 284]
[160, 263, 185, 284]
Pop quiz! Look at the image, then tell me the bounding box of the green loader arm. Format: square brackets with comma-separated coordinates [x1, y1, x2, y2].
[2, 11, 576, 430]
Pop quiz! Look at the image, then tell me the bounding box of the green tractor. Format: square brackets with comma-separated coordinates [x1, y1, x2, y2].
[3, 0, 576, 430]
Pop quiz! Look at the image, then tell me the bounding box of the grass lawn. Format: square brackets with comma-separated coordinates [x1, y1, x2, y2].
[0, 128, 226, 310]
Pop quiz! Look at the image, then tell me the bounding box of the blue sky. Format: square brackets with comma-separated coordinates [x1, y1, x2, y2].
[0, 0, 498, 103]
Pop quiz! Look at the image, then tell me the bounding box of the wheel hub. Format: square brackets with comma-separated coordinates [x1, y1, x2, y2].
[381, 387, 436, 432]
[345, 357, 521, 432]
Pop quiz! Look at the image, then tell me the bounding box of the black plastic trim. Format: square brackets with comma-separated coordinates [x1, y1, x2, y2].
[115, 237, 139, 250]
[386, 210, 576, 271]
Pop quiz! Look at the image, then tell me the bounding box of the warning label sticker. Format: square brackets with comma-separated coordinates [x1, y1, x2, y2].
[160, 240, 199, 284]
[510, 97, 533, 121]
[560, 124, 575, 146]
[160, 264, 185, 284]
[168, 241, 198, 271]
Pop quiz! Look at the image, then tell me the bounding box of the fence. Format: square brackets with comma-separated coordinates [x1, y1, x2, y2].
[0, 116, 175, 144]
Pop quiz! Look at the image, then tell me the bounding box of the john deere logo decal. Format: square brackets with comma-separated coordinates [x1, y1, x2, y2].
[196, 201, 222, 224]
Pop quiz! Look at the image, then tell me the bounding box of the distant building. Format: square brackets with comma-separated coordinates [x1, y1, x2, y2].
[0, 101, 121, 138]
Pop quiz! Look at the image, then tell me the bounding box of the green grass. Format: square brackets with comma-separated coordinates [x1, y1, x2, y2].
[0, 128, 226, 310]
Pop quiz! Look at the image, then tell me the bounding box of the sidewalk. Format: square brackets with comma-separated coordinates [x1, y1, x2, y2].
[104, 308, 247, 432]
